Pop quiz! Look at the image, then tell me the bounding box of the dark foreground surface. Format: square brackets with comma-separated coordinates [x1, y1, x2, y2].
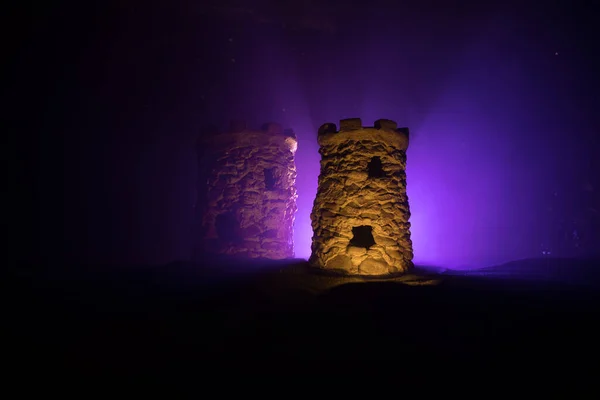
[11, 257, 600, 372]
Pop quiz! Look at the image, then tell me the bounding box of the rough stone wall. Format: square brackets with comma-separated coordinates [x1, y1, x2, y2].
[196, 121, 298, 259]
[310, 118, 413, 275]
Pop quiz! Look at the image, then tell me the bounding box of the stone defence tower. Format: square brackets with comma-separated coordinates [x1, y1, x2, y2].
[195, 121, 298, 260]
[310, 118, 413, 275]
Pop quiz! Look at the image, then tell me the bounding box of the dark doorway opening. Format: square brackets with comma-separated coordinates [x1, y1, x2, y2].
[265, 168, 276, 190]
[215, 212, 241, 242]
[368, 156, 385, 178]
[349, 225, 376, 249]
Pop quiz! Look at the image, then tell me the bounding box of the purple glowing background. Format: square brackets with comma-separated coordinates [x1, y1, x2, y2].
[27, 2, 598, 268]
[236, 10, 592, 269]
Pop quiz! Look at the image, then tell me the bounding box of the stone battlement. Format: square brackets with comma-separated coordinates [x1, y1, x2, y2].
[317, 118, 409, 150]
[318, 118, 409, 136]
[199, 120, 297, 154]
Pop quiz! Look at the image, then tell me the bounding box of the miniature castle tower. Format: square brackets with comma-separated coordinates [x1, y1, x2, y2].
[310, 118, 413, 275]
[194, 120, 298, 260]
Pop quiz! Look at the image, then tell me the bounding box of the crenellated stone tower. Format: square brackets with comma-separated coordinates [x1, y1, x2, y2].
[310, 118, 413, 275]
[194, 120, 298, 260]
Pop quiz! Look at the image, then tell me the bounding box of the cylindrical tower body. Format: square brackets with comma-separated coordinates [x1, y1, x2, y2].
[195, 121, 298, 260]
[310, 118, 413, 275]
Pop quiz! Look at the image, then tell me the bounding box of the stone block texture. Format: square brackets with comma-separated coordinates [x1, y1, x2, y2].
[195, 121, 298, 259]
[310, 118, 413, 275]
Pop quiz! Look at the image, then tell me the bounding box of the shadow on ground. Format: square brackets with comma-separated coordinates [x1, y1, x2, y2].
[11, 256, 600, 370]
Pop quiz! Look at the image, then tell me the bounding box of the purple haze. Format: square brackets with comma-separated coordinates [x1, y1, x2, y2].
[27, 2, 598, 269]
[245, 9, 585, 269]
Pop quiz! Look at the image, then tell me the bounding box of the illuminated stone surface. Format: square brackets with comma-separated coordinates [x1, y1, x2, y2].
[195, 121, 298, 259]
[310, 118, 413, 275]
